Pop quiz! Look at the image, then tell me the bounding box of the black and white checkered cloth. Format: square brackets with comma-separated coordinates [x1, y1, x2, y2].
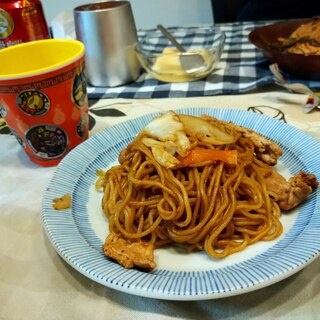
[87, 21, 320, 100]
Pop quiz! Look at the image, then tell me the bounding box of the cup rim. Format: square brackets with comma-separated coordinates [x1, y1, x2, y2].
[0, 39, 85, 80]
[74, 1, 130, 12]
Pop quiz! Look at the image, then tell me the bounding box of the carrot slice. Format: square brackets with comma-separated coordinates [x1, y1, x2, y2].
[178, 148, 238, 166]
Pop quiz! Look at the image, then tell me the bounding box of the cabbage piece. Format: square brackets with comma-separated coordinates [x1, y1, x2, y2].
[178, 114, 236, 145]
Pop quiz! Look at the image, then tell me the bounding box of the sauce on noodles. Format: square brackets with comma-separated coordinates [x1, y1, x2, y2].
[98, 111, 318, 270]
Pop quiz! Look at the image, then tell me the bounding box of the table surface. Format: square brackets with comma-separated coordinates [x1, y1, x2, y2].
[2, 17, 320, 320]
[1, 88, 320, 319]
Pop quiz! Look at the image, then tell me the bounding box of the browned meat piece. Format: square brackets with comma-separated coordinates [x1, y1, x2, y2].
[52, 194, 71, 210]
[265, 170, 318, 211]
[236, 126, 283, 166]
[201, 115, 283, 166]
[103, 233, 156, 271]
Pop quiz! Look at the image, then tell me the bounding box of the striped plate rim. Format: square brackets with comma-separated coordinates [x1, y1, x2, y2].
[42, 108, 320, 300]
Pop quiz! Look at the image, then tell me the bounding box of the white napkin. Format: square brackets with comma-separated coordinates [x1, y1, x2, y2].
[51, 11, 76, 39]
[269, 63, 320, 113]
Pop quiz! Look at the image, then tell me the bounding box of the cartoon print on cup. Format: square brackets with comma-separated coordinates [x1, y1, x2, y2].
[0, 9, 14, 40]
[72, 62, 87, 108]
[0, 100, 8, 117]
[76, 113, 88, 138]
[17, 90, 50, 116]
[10, 128, 25, 148]
[26, 124, 68, 159]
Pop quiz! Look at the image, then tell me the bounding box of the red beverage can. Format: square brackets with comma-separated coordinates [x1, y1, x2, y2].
[0, 0, 50, 49]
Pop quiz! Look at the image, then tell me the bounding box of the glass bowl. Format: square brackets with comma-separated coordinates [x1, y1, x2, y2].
[135, 28, 225, 82]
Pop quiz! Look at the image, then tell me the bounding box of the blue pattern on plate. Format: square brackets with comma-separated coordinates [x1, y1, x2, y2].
[42, 108, 320, 300]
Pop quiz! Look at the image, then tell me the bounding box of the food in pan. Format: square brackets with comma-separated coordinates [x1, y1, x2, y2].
[275, 17, 320, 55]
[98, 111, 318, 271]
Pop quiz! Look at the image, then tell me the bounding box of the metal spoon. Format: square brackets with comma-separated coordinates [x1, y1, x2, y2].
[157, 24, 206, 73]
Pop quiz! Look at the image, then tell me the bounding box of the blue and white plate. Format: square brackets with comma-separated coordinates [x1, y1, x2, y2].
[42, 108, 320, 300]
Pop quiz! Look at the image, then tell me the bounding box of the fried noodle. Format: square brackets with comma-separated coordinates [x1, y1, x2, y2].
[101, 125, 283, 259]
[276, 17, 320, 55]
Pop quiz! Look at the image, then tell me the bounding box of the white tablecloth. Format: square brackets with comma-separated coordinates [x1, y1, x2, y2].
[1, 91, 320, 319]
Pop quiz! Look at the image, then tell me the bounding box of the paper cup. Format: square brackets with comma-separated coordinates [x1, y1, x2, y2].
[0, 39, 89, 167]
